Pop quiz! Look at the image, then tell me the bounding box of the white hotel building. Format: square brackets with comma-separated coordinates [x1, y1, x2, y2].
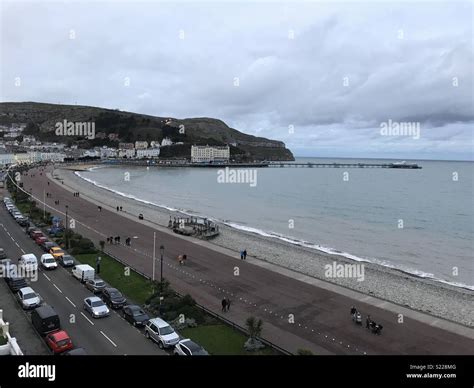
[191, 145, 230, 163]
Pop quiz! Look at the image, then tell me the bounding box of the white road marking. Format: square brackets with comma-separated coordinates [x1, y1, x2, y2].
[53, 284, 63, 293]
[15, 242, 20, 248]
[80, 312, 95, 326]
[65, 296, 76, 308]
[43, 273, 51, 281]
[20, 248, 26, 254]
[100, 331, 118, 347]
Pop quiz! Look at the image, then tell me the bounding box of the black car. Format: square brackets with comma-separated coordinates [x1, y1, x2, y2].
[6, 276, 28, 292]
[122, 305, 150, 327]
[41, 241, 57, 252]
[85, 278, 106, 294]
[102, 287, 126, 309]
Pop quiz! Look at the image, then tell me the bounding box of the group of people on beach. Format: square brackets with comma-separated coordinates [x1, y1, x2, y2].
[221, 297, 231, 312]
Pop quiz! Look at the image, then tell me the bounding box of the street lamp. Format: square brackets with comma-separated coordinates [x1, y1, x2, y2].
[160, 245, 164, 293]
[65, 205, 69, 250]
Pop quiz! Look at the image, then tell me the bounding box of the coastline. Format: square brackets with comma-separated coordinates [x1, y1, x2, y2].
[54, 165, 474, 327]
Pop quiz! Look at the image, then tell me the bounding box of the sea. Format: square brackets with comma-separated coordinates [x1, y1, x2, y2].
[75, 158, 474, 290]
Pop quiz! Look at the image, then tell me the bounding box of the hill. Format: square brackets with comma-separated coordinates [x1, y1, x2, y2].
[0, 102, 294, 161]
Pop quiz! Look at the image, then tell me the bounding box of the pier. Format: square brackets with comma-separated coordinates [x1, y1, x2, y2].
[101, 160, 422, 169]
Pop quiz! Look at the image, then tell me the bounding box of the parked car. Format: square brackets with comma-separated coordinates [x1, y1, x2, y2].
[144, 317, 180, 349]
[31, 305, 60, 336]
[41, 241, 57, 252]
[72, 264, 95, 282]
[18, 253, 38, 273]
[174, 339, 209, 356]
[17, 286, 42, 310]
[45, 330, 73, 354]
[30, 230, 43, 239]
[26, 226, 37, 236]
[102, 287, 126, 309]
[59, 254, 75, 267]
[122, 305, 150, 327]
[85, 278, 106, 294]
[16, 216, 29, 226]
[49, 246, 65, 259]
[62, 348, 87, 355]
[35, 236, 48, 246]
[83, 296, 110, 318]
[40, 254, 58, 270]
[0, 248, 6, 260]
[5, 276, 28, 292]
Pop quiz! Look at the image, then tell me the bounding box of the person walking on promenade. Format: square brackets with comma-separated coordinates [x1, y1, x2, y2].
[117, 236, 121, 244]
[221, 298, 227, 312]
[366, 315, 371, 329]
[110, 236, 114, 244]
[119, 206, 123, 211]
[98, 205, 102, 212]
[240, 251, 244, 260]
[226, 298, 231, 312]
[243, 249, 247, 260]
[116, 206, 119, 212]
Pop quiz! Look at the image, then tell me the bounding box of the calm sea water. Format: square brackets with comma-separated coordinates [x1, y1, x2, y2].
[77, 158, 474, 289]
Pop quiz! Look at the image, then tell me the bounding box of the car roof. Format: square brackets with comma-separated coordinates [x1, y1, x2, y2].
[51, 330, 70, 340]
[86, 296, 102, 303]
[51, 247, 62, 250]
[148, 317, 170, 328]
[105, 287, 119, 292]
[42, 254, 54, 259]
[19, 286, 34, 294]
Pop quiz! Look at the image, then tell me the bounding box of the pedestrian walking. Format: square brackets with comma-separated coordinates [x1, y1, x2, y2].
[98, 206, 102, 212]
[116, 206, 119, 211]
[221, 298, 227, 312]
[119, 206, 123, 211]
[366, 315, 371, 329]
[117, 236, 121, 244]
[226, 298, 231, 312]
[240, 250, 244, 260]
[243, 249, 247, 260]
[109, 236, 113, 244]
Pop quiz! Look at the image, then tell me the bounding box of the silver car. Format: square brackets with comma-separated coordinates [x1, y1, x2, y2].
[83, 296, 110, 318]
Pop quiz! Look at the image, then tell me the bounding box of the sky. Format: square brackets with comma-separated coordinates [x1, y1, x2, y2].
[0, 0, 473, 160]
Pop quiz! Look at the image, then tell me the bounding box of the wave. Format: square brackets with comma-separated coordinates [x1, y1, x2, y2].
[74, 170, 474, 292]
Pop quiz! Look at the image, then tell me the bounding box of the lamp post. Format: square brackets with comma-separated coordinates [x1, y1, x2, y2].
[159, 245, 165, 315]
[65, 205, 69, 250]
[160, 245, 164, 293]
[152, 232, 156, 282]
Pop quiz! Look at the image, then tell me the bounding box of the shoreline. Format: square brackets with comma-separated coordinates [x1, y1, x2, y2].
[53, 164, 474, 327]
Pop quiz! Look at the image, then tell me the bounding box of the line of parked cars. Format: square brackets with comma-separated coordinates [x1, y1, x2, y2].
[2, 196, 82, 355]
[2, 196, 208, 355]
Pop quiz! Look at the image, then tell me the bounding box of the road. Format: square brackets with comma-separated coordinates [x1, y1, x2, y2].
[0, 194, 165, 355]
[12, 166, 474, 355]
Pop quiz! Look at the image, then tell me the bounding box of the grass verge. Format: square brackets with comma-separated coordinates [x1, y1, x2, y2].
[74, 253, 154, 305]
[180, 325, 277, 355]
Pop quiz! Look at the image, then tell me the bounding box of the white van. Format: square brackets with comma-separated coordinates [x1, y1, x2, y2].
[18, 254, 38, 273]
[72, 264, 95, 283]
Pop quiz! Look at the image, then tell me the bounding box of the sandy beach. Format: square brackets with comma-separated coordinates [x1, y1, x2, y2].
[55, 165, 474, 327]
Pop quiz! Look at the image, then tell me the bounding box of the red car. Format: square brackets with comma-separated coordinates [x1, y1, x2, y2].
[45, 330, 73, 354]
[35, 236, 48, 245]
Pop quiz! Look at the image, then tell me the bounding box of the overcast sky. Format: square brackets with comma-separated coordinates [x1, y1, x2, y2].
[1, 0, 472, 160]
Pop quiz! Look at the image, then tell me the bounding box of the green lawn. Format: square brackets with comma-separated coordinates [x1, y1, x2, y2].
[74, 253, 155, 305]
[15, 202, 32, 215]
[181, 324, 278, 355]
[0, 336, 7, 346]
